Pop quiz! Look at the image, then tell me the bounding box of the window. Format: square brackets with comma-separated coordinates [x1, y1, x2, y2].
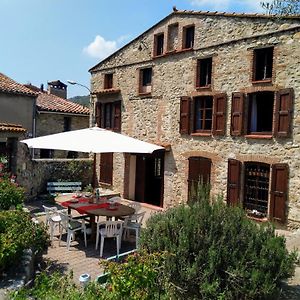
[247, 92, 274, 134]
[167, 23, 179, 52]
[253, 47, 273, 81]
[104, 73, 113, 89]
[227, 159, 288, 223]
[95, 101, 121, 132]
[231, 89, 293, 137]
[180, 94, 226, 136]
[40, 149, 54, 159]
[100, 153, 113, 185]
[183, 25, 195, 49]
[154, 33, 164, 56]
[63, 117, 71, 132]
[196, 57, 212, 88]
[139, 67, 152, 94]
[194, 96, 213, 132]
[188, 157, 211, 202]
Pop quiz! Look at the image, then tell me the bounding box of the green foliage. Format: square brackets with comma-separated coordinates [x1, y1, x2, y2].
[0, 210, 49, 274]
[101, 250, 169, 300]
[69, 95, 90, 107]
[0, 177, 25, 210]
[10, 251, 170, 300]
[83, 184, 94, 193]
[261, 0, 300, 15]
[140, 195, 297, 299]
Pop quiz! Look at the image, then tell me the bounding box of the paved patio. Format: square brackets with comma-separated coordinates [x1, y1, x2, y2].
[31, 195, 162, 284]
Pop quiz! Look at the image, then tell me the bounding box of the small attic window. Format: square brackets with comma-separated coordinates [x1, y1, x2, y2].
[253, 47, 274, 82]
[183, 25, 195, 49]
[154, 33, 164, 56]
[104, 73, 113, 89]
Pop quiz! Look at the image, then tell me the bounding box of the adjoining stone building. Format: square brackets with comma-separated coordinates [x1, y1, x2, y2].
[89, 10, 300, 225]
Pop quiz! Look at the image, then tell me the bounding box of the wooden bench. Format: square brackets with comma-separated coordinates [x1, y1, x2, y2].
[47, 182, 82, 195]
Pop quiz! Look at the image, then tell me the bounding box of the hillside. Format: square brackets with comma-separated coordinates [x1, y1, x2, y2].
[68, 95, 89, 107]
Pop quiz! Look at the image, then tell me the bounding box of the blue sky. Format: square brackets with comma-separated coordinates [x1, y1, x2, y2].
[0, 0, 264, 98]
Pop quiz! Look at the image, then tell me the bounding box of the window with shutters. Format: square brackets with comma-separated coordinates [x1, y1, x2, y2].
[154, 33, 164, 56]
[227, 159, 288, 223]
[139, 67, 152, 94]
[231, 89, 293, 138]
[179, 94, 226, 136]
[95, 101, 121, 132]
[244, 162, 270, 217]
[196, 57, 212, 88]
[188, 157, 211, 202]
[100, 152, 113, 185]
[253, 47, 273, 82]
[104, 73, 113, 89]
[182, 25, 195, 49]
[63, 117, 71, 132]
[247, 91, 274, 135]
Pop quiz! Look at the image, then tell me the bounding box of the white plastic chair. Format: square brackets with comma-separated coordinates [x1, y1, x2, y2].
[128, 201, 141, 213]
[58, 211, 87, 250]
[123, 211, 145, 249]
[95, 221, 123, 257]
[108, 196, 121, 204]
[42, 205, 62, 242]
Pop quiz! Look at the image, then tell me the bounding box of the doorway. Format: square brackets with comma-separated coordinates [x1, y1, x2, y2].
[134, 150, 164, 207]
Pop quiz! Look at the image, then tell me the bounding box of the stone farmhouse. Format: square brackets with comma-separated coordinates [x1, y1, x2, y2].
[89, 9, 300, 225]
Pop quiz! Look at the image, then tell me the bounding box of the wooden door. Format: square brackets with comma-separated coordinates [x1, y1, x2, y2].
[99, 153, 113, 185]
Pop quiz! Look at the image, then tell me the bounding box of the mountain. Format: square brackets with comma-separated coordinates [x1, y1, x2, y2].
[68, 95, 89, 107]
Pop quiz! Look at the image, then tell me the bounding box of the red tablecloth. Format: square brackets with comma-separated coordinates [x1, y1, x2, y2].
[76, 202, 110, 214]
[61, 198, 89, 207]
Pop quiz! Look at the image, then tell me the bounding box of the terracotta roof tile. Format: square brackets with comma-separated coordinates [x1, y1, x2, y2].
[36, 92, 90, 115]
[0, 73, 38, 97]
[93, 88, 121, 95]
[0, 122, 27, 133]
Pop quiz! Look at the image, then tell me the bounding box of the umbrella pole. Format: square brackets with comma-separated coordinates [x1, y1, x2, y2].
[92, 153, 97, 188]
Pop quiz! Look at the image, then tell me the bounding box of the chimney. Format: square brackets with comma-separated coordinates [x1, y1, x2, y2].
[47, 80, 67, 99]
[40, 84, 44, 92]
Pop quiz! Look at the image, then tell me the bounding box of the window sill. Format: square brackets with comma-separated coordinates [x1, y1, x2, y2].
[152, 48, 193, 59]
[247, 215, 268, 223]
[245, 134, 273, 139]
[196, 85, 211, 91]
[180, 47, 193, 52]
[191, 132, 212, 137]
[138, 92, 152, 97]
[252, 79, 272, 84]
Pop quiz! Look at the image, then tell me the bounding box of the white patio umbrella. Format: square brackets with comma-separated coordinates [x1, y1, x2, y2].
[20, 127, 163, 154]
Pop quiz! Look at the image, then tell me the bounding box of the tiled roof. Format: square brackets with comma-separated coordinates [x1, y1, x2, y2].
[0, 73, 38, 97]
[0, 122, 26, 133]
[37, 92, 90, 115]
[174, 9, 300, 19]
[93, 88, 121, 95]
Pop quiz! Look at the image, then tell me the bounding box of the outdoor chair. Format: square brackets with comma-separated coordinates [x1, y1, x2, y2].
[123, 211, 145, 249]
[42, 205, 62, 242]
[58, 211, 87, 250]
[128, 201, 141, 213]
[95, 221, 123, 257]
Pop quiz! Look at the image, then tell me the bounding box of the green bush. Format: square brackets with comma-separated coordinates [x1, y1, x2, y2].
[140, 197, 297, 299]
[10, 251, 170, 300]
[0, 210, 49, 274]
[0, 178, 24, 210]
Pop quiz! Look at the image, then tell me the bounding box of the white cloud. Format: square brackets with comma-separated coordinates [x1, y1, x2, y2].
[83, 35, 118, 60]
[188, 0, 263, 12]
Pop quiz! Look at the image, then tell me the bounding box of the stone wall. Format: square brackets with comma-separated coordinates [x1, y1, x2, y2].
[16, 143, 93, 198]
[35, 112, 89, 158]
[91, 13, 300, 225]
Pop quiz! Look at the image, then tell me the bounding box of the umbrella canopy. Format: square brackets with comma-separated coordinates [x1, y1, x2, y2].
[21, 127, 164, 154]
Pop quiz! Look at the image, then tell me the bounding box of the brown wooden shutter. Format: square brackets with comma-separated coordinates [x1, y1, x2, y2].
[227, 159, 241, 206]
[231, 92, 245, 136]
[95, 102, 102, 128]
[113, 101, 121, 132]
[213, 93, 227, 136]
[270, 163, 288, 223]
[180, 96, 191, 134]
[99, 153, 113, 185]
[274, 88, 293, 137]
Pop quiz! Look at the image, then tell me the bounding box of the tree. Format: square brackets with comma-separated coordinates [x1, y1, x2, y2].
[261, 0, 300, 15]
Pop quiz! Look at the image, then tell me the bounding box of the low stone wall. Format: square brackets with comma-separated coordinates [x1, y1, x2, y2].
[17, 156, 93, 198]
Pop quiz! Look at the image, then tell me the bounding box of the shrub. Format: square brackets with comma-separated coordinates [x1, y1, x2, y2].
[140, 196, 297, 299]
[0, 210, 49, 274]
[0, 178, 24, 210]
[10, 251, 170, 300]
